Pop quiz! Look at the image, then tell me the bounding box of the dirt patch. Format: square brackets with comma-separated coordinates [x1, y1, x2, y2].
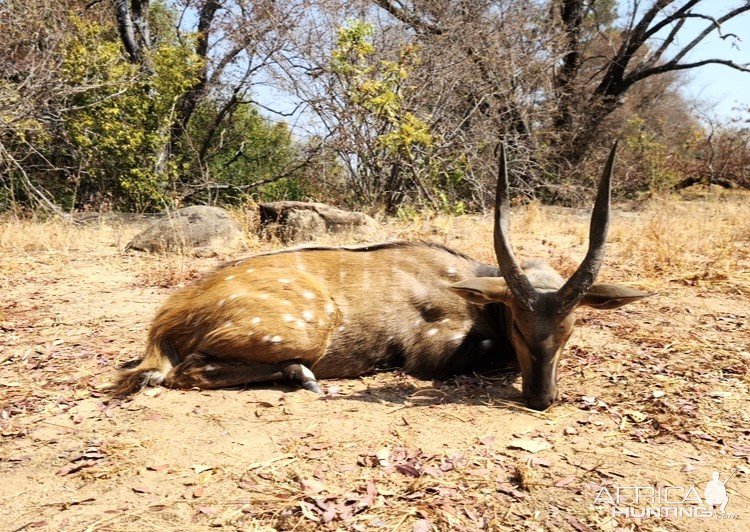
[1, 195, 749, 530]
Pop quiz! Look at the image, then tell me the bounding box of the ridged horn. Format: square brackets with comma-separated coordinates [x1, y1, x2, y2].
[555, 141, 618, 314]
[494, 143, 537, 311]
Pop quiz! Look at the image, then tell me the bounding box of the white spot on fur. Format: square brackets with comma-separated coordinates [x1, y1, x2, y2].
[262, 335, 270, 342]
[440, 318, 451, 324]
[302, 310, 314, 322]
[229, 293, 239, 300]
[282, 314, 294, 322]
[246, 268, 255, 273]
[302, 291, 316, 300]
[427, 328, 439, 336]
[141, 370, 164, 386]
[451, 333, 465, 342]
[251, 317, 262, 324]
[338, 325, 345, 332]
[281, 300, 293, 306]
[446, 266, 458, 277]
[278, 278, 291, 284]
[204, 364, 216, 372]
[217, 299, 226, 307]
[300, 365, 315, 380]
[247, 331, 255, 336]
[270, 335, 282, 344]
[325, 302, 335, 315]
[295, 319, 306, 329]
[258, 293, 269, 300]
[224, 321, 233, 328]
[225, 274, 235, 281]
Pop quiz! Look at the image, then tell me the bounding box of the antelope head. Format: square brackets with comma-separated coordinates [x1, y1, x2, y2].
[451, 143, 652, 410]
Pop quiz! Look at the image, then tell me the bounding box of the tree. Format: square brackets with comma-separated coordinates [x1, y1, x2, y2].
[549, 0, 750, 168]
[369, 0, 750, 188]
[0, 0, 97, 212]
[114, 1, 308, 189]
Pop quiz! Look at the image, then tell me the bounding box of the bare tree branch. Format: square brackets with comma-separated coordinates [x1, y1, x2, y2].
[372, 0, 444, 35]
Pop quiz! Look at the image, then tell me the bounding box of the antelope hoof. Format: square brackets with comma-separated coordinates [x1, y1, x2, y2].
[302, 380, 323, 394]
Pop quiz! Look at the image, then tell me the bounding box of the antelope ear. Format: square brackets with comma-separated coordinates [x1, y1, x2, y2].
[579, 284, 654, 309]
[449, 278, 512, 305]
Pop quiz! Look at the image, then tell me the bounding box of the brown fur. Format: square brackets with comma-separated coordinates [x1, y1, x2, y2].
[113, 241, 651, 409]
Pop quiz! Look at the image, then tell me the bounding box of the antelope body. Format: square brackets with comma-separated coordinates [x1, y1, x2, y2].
[114, 144, 651, 410]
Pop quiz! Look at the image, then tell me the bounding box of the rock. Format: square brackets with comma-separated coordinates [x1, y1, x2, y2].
[125, 206, 244, 255]
[282, 210, 327, 242]
[259, 201, 376, 242]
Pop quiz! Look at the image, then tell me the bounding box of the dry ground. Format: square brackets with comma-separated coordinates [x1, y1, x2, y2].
[1, 190, 749, 531]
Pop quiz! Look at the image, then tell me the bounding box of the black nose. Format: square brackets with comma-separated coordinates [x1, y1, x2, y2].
[526, 395, 556, 411]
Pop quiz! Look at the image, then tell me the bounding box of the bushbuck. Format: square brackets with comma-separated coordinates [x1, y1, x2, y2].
[113, 144, 651, 410]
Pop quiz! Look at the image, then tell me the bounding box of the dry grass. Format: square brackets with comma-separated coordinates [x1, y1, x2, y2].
[1, 190, 749, 531]
[612, 194, 750, 282]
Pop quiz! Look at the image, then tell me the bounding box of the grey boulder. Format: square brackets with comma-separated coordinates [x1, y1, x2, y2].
[126, 206, 244, 255]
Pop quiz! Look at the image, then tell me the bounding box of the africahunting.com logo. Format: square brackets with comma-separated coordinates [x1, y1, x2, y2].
[593, 470, 738, 519]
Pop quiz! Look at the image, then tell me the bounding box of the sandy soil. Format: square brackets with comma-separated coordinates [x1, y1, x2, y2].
[1, 194, 749, 531]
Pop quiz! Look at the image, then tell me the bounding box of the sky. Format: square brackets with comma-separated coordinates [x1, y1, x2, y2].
[194, 1, 750, 127]
[652, 0, 750, 121]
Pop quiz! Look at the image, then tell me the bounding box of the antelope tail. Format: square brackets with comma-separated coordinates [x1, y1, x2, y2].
[109, 337, 174, 396]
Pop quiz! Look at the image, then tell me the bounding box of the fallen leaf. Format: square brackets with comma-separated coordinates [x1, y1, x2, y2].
[359, 479, 377, 508]
[321, 501, 337, 523]
[192, 486, 205, 498]
[622, 448, 641, 458]
[192, 464, 212, 475]
[132, 485, 151, 494]
[565, 514, 593, 532]
[395, 464, 420, 477]
[624, 410, 648, 423]
[554, 475, 576, 487]
[422, 465, 443, 477]
[479, 434, 496, 446]
[197, 470, 213, 485]
[299, 501, 319, 523]
[300, 478, 327, 495]
[581, 396, 596, 404]
[376, 448, 390, 467]
[496, 484, 526, 500]
[508, 439, 551, 454]
[528, 457, 552, 468]
[56, 461, 96, 476]
[413, 518, 431, 532]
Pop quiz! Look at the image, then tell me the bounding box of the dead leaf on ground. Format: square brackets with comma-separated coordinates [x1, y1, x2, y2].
[554, 475, 576, 488]
[565, 514, 594, 532]
[300, 478, 327, 495]
[508, 439, 551, 454]
[413, 518, 431, 532]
